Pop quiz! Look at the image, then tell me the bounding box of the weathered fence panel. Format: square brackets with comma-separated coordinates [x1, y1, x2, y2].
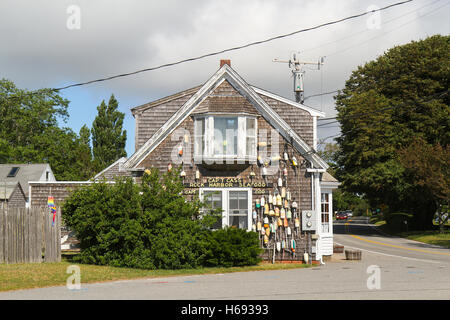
[0, 207, 61, 264]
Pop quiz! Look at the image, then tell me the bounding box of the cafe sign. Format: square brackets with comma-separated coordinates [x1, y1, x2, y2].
[184, 177, 273, 189]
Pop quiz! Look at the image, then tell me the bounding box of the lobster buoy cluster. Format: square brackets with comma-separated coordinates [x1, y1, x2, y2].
[252, 148, 304, 261]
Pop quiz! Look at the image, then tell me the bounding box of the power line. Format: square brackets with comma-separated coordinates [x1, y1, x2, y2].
[302, 0, 442, 55]
[306, 0, 444, 109]
[304, 90, 339, 100]
[316, 90, 449, 128]
[51, 0, 413, 92]
[326, 0, 449, 57]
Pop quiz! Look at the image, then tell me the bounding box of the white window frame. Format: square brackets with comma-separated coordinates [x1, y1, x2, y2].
[200, 187, 252, 231]
[321, 192, 332, 234]
[194, 115, 257, 162]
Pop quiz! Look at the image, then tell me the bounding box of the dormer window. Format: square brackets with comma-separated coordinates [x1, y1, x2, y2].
[194, 115, 257, 163]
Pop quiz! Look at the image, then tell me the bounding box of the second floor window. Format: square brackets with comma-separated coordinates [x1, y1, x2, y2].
[194, 115, 257, 161]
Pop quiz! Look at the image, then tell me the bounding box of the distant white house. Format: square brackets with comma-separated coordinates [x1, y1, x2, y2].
[0, 163, 56, 207]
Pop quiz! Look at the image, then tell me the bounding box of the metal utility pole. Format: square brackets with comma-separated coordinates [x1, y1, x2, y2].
[273, 52, 324, 104]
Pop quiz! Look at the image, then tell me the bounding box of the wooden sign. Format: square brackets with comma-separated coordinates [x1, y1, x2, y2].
[184, 177, 272, 189]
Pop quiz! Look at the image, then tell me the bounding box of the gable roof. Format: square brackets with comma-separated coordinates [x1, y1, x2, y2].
[0, 181, 25, 201]
[123, 64, 329, 170]
[91, 157, 128, 181]
[0, 164, 54, 198]
[131, 85, 202, 116]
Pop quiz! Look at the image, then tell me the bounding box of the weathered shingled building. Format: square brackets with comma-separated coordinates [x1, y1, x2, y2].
[30, 61, 339, 262]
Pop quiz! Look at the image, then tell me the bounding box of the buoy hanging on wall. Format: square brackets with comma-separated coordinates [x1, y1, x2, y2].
[195, 170, 200, 180]
[178, 145, 183, 156]
[263, 217, 269, 228]
[292, 156, 298, 167]
[276, 194, 282, 206]
[257, 156, 264, 166]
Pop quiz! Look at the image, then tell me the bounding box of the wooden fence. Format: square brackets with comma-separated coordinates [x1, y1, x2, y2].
[0, 207, 61, 264]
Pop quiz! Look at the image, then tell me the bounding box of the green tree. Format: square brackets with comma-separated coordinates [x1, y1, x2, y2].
[334, 35, 449, 230]
[398, 138, 449, 233]
[317, 141, 340, 176]
[91, 94, 127, 172]
[0, 79, 92, 180]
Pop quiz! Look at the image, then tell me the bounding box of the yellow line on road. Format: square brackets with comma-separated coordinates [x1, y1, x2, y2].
[344, 221, 450, 256]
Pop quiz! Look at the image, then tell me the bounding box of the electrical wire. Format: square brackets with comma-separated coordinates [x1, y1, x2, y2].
[326, 0, 449, 57]
[305, 0, 445, 106]
[302, 0, 442, 55]
[316, 90, 449, 129]
[49, 0, 413, 91]
[0, 0, 414, 102]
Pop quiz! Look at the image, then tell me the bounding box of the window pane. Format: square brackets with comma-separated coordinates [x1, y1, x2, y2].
[195, 118, 205, 156]
[203, 191, 223, 229]
[229, 215, 248, 229]
[238, 192, 248, 209]
[246, 118, 255, 135]
[214, 117, 237, 155]
[246, 137, 256, 156]
[229, 191, 239, 209]
[204, 191, 222, 209]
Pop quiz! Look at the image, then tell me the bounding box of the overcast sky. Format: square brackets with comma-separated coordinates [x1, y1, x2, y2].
[1, 0, 449, 156]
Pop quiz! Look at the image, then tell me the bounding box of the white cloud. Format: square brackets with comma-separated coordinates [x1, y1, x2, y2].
[0, 0, 448, 154]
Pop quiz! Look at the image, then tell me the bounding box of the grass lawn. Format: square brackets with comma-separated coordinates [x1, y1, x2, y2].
[371, 217, 450, 248]
[0, 255, 310, 292]
[396, 230, 450, 248]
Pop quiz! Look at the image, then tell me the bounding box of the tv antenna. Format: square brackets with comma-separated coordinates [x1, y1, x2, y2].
[273, 52, 324, 104]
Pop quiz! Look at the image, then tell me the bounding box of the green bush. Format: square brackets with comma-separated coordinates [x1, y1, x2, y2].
[62, 168, 217, 269]
[62, 168, 261, 269]
[204, 228, 263, 267]
[385, 212, 414, 232]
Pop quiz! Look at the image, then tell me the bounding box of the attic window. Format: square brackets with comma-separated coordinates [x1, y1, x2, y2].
[194, 115, 257, 162]
[7, 167, 20, 177]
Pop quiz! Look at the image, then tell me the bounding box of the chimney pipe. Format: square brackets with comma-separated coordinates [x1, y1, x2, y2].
[220, 59, 231, 68]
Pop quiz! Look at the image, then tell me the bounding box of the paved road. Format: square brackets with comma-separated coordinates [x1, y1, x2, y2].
[1, 217, 449, 300]
[333, 216, 450, 264]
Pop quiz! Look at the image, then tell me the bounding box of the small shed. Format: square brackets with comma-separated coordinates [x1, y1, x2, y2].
[0, 181, 27, 208]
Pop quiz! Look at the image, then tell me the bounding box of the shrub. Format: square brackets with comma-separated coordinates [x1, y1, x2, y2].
[62, 168, 217, 269]
[385, 212, 414, 232]
[204, 228, 263, 267]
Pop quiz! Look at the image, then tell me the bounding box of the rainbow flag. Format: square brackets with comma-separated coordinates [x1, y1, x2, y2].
[48, 196, 56, 226]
